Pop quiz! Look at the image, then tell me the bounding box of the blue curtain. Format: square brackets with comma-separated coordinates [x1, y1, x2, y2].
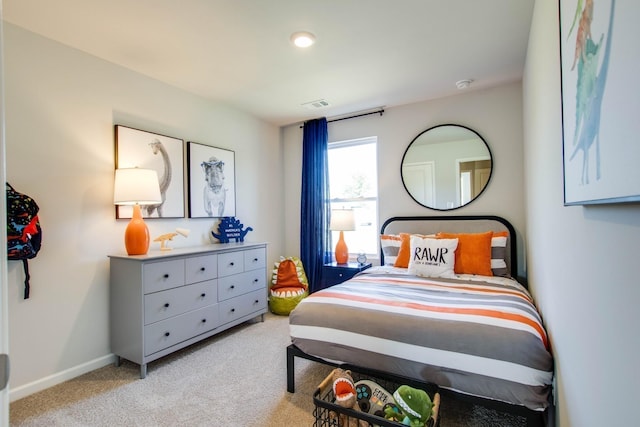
[300, 117, 331, 293]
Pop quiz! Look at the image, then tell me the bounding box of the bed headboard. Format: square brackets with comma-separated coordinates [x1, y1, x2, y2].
[380, 215, 518, 282]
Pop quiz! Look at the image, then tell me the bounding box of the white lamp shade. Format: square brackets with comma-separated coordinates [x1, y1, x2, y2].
[329, 209, 356, 231]
[113, 168, 162, 205]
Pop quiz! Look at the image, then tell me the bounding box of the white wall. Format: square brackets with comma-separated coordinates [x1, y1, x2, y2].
[0, 8, 10, 425]
[283, 83, 527, 275]
[4, 24, 283, 399]
[524, 1, 640, 426]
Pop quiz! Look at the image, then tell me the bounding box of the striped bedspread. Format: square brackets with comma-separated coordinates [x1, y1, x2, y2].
[289, 267, 554, 410]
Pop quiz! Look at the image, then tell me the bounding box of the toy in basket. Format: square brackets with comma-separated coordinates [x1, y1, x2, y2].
[384, 385, 440, 427]
[314, 368, 440, 427]
[354, 378, 398, 418]
[328, 368, 368, 427]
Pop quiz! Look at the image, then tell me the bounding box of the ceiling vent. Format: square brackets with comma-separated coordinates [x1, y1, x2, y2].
[455, 79, 473, 90]
[301, 99, 331, 110]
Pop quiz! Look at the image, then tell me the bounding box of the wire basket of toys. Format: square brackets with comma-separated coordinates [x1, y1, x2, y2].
[313, 365, 440, 427]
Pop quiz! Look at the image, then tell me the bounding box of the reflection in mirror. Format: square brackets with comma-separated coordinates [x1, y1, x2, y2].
[401, 124, 492, 210]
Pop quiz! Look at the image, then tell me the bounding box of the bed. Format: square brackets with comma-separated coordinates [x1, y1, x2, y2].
[287, 215, 554, 426]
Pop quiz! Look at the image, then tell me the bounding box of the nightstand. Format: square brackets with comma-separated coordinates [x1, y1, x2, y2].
[319, 261, 372, 291]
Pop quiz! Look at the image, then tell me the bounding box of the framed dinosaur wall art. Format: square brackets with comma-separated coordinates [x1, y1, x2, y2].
[559, 0, 640, 205]
[187, 141, 236, 218]
[114, 125, 185, 218]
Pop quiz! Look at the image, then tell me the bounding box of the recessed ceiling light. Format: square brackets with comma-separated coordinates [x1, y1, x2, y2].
[291, 31, 316, 48]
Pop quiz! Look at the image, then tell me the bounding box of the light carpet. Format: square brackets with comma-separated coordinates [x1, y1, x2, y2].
[10, 312, 526, 426]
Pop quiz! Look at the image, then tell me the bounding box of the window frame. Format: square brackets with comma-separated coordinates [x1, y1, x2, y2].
[327, 136, 379, 261]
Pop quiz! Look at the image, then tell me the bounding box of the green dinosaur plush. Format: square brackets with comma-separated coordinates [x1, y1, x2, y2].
[384, 385, 433, 427]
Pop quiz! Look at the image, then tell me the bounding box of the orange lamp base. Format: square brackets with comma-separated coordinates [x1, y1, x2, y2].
[334, 231, 349, 264]
[124, 204, 150, 255]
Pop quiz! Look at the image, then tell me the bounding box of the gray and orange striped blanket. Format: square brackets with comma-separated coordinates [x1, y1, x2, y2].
[289, 267, 553, 410]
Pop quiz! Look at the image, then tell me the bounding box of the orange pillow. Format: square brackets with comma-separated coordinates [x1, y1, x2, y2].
[393, 233, 412, 268]
[393, 232, 436, 268]
[436, 231, 493, 276]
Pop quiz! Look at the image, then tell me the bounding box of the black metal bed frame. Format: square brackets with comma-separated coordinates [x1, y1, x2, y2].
[286, 215, 553, 427]
[287, 343, 549, 427]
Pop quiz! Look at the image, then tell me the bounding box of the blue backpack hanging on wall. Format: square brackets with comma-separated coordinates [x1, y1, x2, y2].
[6, 183, 42, 299]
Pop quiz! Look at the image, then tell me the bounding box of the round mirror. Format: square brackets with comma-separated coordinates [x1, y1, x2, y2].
[401, 124, 492, 210]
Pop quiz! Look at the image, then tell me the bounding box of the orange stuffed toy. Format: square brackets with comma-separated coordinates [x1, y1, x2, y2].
[329, 368, 368, 427]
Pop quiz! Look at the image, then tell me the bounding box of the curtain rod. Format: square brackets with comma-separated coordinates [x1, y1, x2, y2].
[299, 108, 384, 128]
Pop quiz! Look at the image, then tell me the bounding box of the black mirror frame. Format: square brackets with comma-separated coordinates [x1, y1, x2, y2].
[400, 124, 493, 211]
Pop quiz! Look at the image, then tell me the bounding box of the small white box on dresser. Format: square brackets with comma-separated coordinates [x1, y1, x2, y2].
[109, 242, 268, 378]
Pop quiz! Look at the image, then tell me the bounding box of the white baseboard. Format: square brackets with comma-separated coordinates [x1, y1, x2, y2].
[9, 354, 117, 402]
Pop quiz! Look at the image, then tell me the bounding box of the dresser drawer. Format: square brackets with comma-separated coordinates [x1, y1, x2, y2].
[143, 259, 185, 294]
[246, 269, 266, 292]
[218, 251, 244, 277]
[218, 289, 267, 324]
[144, 280, 217, 325]
[144, 305, 219, 356]
[217, 271, 266, 301]
[185, 254, 217, 284]
[244, 248, 266, 271]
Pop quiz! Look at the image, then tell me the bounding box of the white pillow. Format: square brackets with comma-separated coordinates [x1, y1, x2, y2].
[407, 235, 458, 278]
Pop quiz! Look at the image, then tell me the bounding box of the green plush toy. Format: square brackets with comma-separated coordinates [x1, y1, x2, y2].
[384, 385, 433, 427]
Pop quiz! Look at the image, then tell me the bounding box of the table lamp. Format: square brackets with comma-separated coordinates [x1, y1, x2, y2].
[329, 209, 355, 264]
[113, 168, 162, 255]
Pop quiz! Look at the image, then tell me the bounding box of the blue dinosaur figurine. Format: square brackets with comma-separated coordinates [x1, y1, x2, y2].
[211, 217, 253, 243]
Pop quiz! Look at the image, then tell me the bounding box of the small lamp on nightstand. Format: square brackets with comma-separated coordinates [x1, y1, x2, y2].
[113, 168, 162, 256]
[330, 209, 355, 264]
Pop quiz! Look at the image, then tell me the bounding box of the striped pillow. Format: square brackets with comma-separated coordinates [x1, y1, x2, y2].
[491, 231, 510, 277]
[380, 234, 402, 265]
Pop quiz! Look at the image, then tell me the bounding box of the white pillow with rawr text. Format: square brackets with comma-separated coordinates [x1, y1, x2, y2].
[407, 236, 458, 279]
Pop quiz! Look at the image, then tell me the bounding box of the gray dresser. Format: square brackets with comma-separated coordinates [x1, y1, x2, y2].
[109, 242, 267, 378]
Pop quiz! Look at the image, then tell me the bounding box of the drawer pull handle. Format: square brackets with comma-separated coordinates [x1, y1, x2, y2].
[253, 258, 258, 262]
[201, 293, 206, 298]
[164, 303, 170, 308]
[164, 332, 170, 337]
[201, 319, 207, 323]
[254, 299, 259, 304]
[230, 285, 235, 289]
[200, 267, 206, 271]
[163, 274, 170, 279]
[253, 279, 258, 283]
[230, 308, 235, 313]
[229, 262, 234, 267]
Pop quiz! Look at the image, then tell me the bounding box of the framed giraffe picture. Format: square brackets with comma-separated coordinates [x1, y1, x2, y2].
[114, 125, 185, 218]
[559, 0, 640, 205]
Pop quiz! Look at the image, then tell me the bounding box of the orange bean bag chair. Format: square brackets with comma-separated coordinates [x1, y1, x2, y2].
[269, 256, 309, 315]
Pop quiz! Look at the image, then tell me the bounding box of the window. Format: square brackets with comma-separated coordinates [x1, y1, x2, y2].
[328, 137, 378, 259]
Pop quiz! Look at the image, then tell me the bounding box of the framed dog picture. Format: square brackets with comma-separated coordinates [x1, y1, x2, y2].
[187, 142, 236, 218]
